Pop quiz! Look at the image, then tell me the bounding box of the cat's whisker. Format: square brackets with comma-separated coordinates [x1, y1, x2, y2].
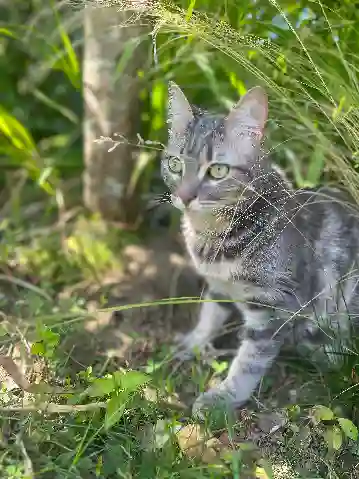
[145, 192, 171, 210]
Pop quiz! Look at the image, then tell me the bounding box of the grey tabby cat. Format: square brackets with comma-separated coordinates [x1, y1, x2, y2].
[162, 82, 359, 417]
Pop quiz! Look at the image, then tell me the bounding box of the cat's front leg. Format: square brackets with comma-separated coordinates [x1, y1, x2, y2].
[193, 307, 284, 417]
[174, 290, 232, 360]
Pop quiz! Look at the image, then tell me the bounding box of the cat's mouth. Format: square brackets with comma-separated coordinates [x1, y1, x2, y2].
[170, 194, 186, 211]
[170, 195, 215, 212]
[171, 194, 246, 234]
[171, 194, 243, 214]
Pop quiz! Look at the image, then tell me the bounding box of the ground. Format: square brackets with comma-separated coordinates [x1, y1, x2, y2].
[1, 218, 359, 478]
[59, 236, 201, 370]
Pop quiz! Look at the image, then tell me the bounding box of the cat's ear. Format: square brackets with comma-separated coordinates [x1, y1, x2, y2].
[225, 86, 268, 140]
[167, 82, 194, 144]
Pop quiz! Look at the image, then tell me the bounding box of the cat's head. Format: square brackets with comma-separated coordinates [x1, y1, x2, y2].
[162, 82, 269, 218]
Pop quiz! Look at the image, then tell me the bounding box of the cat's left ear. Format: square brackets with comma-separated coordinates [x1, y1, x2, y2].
[167, 82, 194, 146]
[225, 86, 268, 140]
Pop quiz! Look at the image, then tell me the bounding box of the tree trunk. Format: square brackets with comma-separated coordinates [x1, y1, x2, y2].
[83, 4, 149, 223]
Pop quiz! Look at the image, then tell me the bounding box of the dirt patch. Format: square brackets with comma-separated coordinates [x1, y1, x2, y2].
[60, 235, 206, 371]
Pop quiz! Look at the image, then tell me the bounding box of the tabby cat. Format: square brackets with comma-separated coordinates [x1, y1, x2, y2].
[162, 82, 359, 417]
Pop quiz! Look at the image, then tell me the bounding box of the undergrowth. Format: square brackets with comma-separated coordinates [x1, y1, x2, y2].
[1, 0, 359, 478]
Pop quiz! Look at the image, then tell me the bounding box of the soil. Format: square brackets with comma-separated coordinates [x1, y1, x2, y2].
[60, 234, 205, 371]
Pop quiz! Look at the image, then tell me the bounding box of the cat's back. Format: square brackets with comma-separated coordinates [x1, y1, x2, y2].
[292, 185, 359, 312]
[293, 185, 359, 250]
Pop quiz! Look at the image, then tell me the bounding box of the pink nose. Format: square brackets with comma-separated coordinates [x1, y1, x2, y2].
[175, 182, 198, 206]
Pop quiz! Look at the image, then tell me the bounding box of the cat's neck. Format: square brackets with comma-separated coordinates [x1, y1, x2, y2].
[181, 165, 295, 261]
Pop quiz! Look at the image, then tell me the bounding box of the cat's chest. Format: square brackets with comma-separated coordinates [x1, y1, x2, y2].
[182, 215, 263, 300]
[192, 256, 262, 301]
[193, 255, 239, 282]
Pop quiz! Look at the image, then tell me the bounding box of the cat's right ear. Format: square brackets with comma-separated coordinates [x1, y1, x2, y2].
[167, 82, 193, 145]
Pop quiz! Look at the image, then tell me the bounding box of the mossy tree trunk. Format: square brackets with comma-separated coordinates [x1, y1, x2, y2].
[83, 4, 149, 224]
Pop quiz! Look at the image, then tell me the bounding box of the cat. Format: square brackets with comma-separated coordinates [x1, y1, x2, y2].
[161, 81, 359, 418]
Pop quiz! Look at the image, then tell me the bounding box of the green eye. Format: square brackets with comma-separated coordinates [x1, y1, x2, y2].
[208, 163, 230, 179]
[168, 157, 182, 174]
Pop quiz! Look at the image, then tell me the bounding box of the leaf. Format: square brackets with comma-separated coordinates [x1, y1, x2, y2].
[312, 405, 334, 423]
[32, 89, 79, 124]
[0, 106, 36, 152]
[255, 466, 271, 479]
[337, 418, 358, 441]
[211, 360, 228, 375]
[31, 342, 45, 356]
[323, 425, 343, 451]
[305, 145, 326, 187]
[0, 325, 8, 337]
[115, 38, 142, 79]
[332, 96, 346, 121]
[113, 370, 150, 392]
[186, 0, 197, 22]
[0, 28, 16, 38]
[95, 455, 103, 477]
[51, 3, 80, 89]
[228, 72, 247, 96]
[87, 376, 119, 398]
[153, 419, 172, 449]
[104, 390, 130, 430]
[87, 370, 150, 398]
[259, 459, 274, 479]
[176, 424, 222, 464]
[40, 328, 60, 346]
[0, 106, 54, 194]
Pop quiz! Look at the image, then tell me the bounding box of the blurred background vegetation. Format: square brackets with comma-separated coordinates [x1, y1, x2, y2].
[1, 0, 359, 230]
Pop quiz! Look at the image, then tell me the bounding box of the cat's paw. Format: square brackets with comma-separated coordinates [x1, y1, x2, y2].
[192, 386, 241, 421]
[172, 332, 208, 361]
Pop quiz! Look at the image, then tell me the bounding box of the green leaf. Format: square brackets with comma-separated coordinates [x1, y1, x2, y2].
[86, 370, 150, 398]
[51, 2, 80, 89]
[95, 454, 103, 477]
[0, 28, 16, 38]
[0, 106, 54, 194]
[0, 325, 8, 337]
[337, 418, 358, 441]
[0, 106, 36, 151]
[323, 425, 343, 451]
[312, 405, 334, 423]
[258, 459, 274, 479]
[32, 89, 79, 124]
[113, 370, 150, 392]
[228, 72, 247, 96]
[186, 0, 196, 22]
[31, 342, 45, 356]
[87, 376, 119, 398]
[105, 391, 130, 430]
[211, 360, 228, 374]
[304, 145, 326, 187]
[115, 38, 142, 79]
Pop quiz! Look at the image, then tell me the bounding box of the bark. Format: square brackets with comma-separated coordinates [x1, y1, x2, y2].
[83, 4, 149, 223]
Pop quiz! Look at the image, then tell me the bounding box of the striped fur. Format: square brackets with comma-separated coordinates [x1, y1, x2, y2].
[163, 83, 359, 417]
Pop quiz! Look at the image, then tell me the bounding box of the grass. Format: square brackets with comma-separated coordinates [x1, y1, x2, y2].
[1, 198, 359, 479]
[1, 0, 359, 477]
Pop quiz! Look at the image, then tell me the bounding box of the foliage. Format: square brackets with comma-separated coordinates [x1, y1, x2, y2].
[1, 0, 359, 477]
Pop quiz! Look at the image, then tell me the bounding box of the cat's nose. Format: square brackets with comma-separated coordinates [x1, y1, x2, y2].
[175, 183, 198, 206]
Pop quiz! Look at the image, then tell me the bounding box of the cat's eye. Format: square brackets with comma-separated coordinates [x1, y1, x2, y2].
[207, 163, 230, 180]
[168, 156, 182, 174]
